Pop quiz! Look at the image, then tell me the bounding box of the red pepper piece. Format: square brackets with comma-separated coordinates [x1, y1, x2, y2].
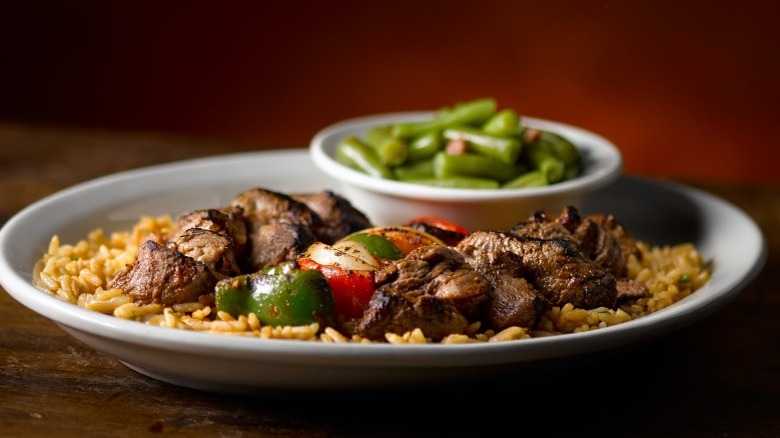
[404, 216, 469, 246]
[297, 258, 375, 321]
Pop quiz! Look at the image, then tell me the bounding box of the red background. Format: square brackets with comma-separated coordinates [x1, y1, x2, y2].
[1, 1, 778, 183]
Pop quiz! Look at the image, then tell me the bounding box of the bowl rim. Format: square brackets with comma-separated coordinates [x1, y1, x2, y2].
[310, 111, 622, 201]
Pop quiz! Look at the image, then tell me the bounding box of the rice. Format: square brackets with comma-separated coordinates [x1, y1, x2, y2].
[32, 217, 710, 344]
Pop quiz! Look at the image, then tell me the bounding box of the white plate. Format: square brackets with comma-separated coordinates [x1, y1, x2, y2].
[0, 150, 766, 393]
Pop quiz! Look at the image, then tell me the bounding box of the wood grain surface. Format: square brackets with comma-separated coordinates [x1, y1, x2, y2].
[1, 123, 778, 437]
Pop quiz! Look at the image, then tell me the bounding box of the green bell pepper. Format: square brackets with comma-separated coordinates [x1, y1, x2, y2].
[215, 261, 335, 327]
[344, 232, 404, 260]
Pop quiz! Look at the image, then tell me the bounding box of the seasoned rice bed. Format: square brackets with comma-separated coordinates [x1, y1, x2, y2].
[33, 214, 711, 344]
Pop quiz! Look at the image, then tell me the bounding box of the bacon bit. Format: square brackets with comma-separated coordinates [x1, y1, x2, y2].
[445, 138, 468, 155]
[522, 128, 541, 143]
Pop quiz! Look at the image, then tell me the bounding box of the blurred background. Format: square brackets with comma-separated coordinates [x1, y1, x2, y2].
[1, 0, 778, 183]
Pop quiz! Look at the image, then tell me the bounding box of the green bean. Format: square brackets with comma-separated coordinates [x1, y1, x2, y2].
[407, 130, 442, 162]
[442, 127, 522, 165]
[502, 170, 549, 188]
[335, 136, 395, 179]
[363, 125, 408, 166]
[482, 109, 521, 137]
[438, 98, 497, 125]
[342, 97, 584, 189]
[402, 176, 501, 189]
[433, 152, 520, 182]
[524, 142, 565, 183]
[392, 98, 497, 139]
[540, 159, 565, 183]
[365, 125, 393, 148]
[394, 159, 435, 180]
[376, 138, 408, 166]
[389, 120, 439, 141]
[539, 131, 580, 166]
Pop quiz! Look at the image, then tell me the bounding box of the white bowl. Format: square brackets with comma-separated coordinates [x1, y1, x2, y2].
[310, 112, 623, 231]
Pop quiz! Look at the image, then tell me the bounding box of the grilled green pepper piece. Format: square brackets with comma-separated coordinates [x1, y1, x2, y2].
[345, 232, 404, 260]
[215, 261, 335, 327]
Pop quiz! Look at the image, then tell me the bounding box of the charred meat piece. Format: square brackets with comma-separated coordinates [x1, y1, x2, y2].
[508, 210, 573, 241]
[231, 188, 322, 271]
[292, 190, 373, 244]
[245, 223, 317, 272]
[168, 207, 247, 254]
[374, 245, 490, 316]
[457, 231, 618, 309]
[353, 289, 469, 342]
[166, 228, 242, 277]
[463, 251, 549, 330]
[232, 188, 321, 231]
[110, 240, 223, 306]
[354, 245, 491, 341]
[616, 278, 649, 301]
[511, 206, 638, 278]
[587, 212, 643, 273]
[553, 206, 625, 277]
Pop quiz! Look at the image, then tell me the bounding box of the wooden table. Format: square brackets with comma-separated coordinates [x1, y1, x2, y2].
[1, 122, 778, 437]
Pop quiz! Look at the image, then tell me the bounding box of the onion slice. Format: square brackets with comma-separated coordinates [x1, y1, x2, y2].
[302, 241, 379, 271]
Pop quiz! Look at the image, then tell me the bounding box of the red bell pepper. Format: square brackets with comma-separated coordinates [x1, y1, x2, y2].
[297, 257, 375, 321]
[404, 216, 469, 246]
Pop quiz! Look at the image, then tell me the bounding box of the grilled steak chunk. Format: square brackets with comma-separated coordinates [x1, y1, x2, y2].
[231, 188, 322, 271]
[463, 251, 549, 330]
[508, 210, 572, 241]
[511, 206, 640, 278]
[232, 188, 321, 231]
[587, 212, 643, 275]
[375, 245, 490, 316]
[354, 245, 491, 341]
[354, 289, 469, 341]
[245, 223, 317, 272]
[510, 206, 646, 301]
[166, 228, 242, 277]
[292, 191, 373, 244]
[457, 231, 618, 309]
[168, 207, 247, 251]
[110, 240, 222, 306]
[616, 278, 649, 301]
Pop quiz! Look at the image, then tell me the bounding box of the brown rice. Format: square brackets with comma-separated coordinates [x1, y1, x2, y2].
[33, 215, 710, 344]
